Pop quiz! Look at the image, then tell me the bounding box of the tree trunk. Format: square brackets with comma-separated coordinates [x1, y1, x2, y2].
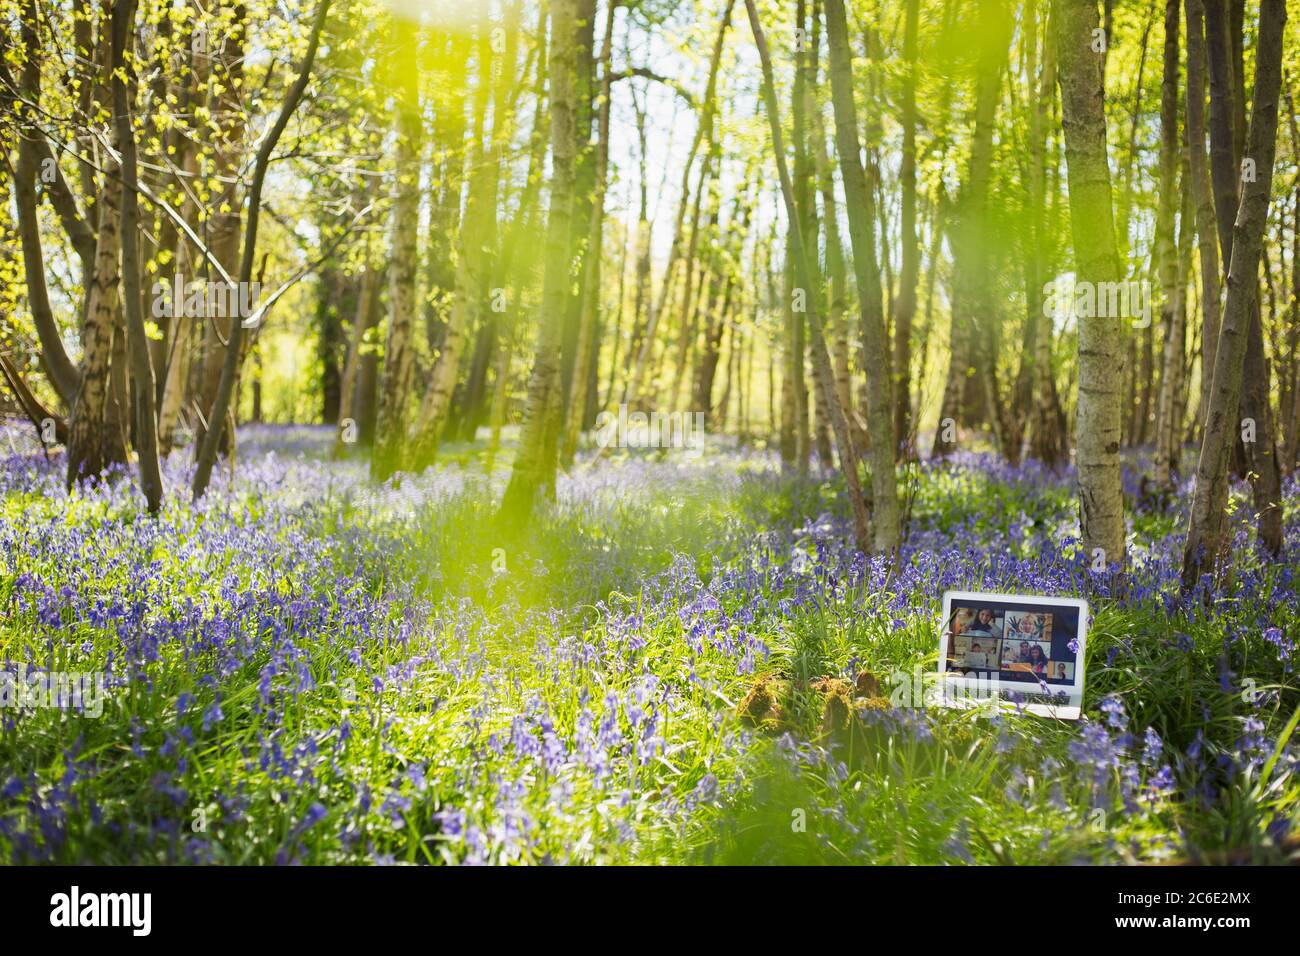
[315, 269, 346, 424]
[1182, 0, 1286, 588]
[808, 54, 864, 455]
[371, 12, 423, 482]
[1184, 0, 1222, 437]
[556, 0, 598, 423]
[194, 2, 248, 459]
[561, 0, 619, 467]
[354, 271, 385, 446]
[111, 0, 164, 513]
[1027, 0, 1066, 468]
[12, 0, 80, 405]
[623, 85, 654, 388]
[668, 135, 716, 421]
[1055, 0, 1127, 576]
[747, 0, 876, 556]
[788, 0, 815, 473]
[425, 31, 471, 356]
[500, 0, 582, 518]
[822, 0, 902, 554]
[335, 254, 378, 458]
[1152, 0, 1183, 488]
[0, 352, 68, 443]
[1172, 164, 1196, 446]
[933, 8, 1009, 459]
[411, 3, 512, 466]
[1287, 97, 1300, 472]
[695, 183, 749, 423]
[623, 0, 734, 410]
[1116, 10, 1153, 449]
[194, 0, 330, 498]
[66, 130, 129, 487]
[1154, 173, 1190, 488]
[486, 25, 550, 471]
[964, 1, 1016, 461]
[1202, 0, 1283, 554]
[893, 0, 920, 459]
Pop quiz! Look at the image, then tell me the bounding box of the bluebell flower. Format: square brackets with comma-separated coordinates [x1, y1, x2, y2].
[1100, 695, 1127, 730]
[1141, 728, 1163, 767]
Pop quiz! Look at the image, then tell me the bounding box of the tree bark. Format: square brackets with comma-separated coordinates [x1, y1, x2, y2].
[410, 2, 510, 467]
[1184, 0, 1222, 437]
[194, 2, 248, 458]
[807, 25, 865, 455]
[561, 0, 619, 467]
[195, 0, 331, 497]
[370, 10, 422, 483]
[623, 0, 734, 410]
[1182, 0, 1287, 589]
[1152, 0, 1183, 488]
[1055, 0, 1127, 576]
[111, 0, 164, 513]
[934, 5, 1011, 457]
[500, 0, 582, 518]
[1027, 0, 1066, 468]
[1202, 0, 1283, 554]
[66, 127, 129, 487]
[0, 352, 68, 443]
[455, 11, 526, 444]
[156, 22, 208, 454]
[12, 0, 80, 405]
[335, 251, 378, 458]
[1287, 94, 1300, 472]
[821, 0, 903, 554]
[747, 0, 874, 553]
[960, 0, 1015, 461]
[893, 0, 920, 458]
[424, 31, 471, 356]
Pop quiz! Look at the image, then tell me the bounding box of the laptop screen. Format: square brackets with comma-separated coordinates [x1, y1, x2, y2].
[939, 591, 1088, 718]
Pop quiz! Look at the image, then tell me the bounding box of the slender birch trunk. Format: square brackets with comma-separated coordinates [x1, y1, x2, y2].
[1055, 0, 1127, 576]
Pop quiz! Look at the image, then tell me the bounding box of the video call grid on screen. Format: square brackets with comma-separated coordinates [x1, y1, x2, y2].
[938, 591, 1088, 719]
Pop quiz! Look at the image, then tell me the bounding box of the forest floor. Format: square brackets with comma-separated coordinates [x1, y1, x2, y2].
[0, 423, 1296, 864]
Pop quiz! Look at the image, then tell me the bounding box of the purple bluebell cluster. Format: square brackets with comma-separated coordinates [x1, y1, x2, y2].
[0, 424, 1294, 863]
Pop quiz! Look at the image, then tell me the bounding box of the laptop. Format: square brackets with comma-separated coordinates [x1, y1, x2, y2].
[937, 591, 1089, 719]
